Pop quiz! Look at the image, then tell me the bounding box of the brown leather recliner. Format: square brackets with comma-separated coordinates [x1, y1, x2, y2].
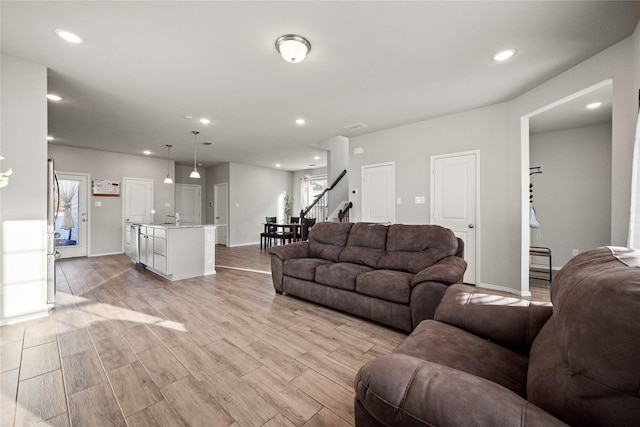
[354, 246, 640, 426]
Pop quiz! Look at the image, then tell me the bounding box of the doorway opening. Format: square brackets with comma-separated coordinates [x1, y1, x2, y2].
[55, 173, 89, 258]
[520, 79, 613, 295]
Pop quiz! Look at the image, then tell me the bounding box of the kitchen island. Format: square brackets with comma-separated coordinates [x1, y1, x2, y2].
[125, 223, 216, 281]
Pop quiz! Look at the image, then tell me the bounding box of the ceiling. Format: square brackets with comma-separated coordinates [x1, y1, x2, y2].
[2, 1, 639, 171]
[530, 81, 613, 135]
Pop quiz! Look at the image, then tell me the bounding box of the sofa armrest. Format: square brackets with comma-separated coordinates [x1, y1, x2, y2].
[268, 241, 309, 261]
[355, 354, 568, 427]
[411, 255, 467, 287]
[269, 242, 309, 293]
[434, 284, 553, 355]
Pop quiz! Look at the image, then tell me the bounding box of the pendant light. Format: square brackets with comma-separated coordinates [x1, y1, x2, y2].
[190, 130, 201, 179]
[163, 144, 173, 184]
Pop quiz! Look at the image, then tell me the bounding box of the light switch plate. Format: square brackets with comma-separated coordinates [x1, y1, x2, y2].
[415, 196, 426, 204]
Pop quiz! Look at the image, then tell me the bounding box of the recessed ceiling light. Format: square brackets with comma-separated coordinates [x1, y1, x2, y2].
[313, 156, 320, 160]
[275, 164, 281, 168]
[296, 118, 306, 125]
[493, 48, 516, 62]
[143, 150, 151, 155]
[54, 29, 84, 44]
[183, 115, 193, 120]
[47, 94, 62, 101]
[47, 136, 54, 141]
[586, 102, 602, 109]
[199, 118, 210, 124]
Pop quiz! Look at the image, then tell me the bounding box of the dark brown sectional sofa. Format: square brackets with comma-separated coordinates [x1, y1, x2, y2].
[354, 246, 640, 426]
[269, 221, 467, 332]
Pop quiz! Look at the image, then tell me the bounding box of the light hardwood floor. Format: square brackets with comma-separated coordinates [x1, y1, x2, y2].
[1, 244, 550, 426]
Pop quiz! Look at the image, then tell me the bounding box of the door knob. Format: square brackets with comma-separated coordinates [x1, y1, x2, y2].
[468, 224, 474, 228]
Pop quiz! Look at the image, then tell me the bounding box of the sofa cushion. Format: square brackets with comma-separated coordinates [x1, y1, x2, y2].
[315, 262, 374, 291]
[307, 222, 353, 262]
[356, 269, 413, 304]
[394, 320, 529, 397]
[339, 222, 388, 267]
[284, 258, 333, 281]
[377, 224, 459, 273]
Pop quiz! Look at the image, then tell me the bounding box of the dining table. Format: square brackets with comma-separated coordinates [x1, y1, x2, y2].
[261, 222, 302, 248]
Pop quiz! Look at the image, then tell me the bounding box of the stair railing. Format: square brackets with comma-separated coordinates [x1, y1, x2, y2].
[300, 169, 347, 239]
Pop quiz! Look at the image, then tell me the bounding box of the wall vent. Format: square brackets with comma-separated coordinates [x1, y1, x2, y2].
[343, 122, 368, 131]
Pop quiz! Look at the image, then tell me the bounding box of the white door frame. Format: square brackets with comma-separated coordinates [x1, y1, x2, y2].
[55, 172, 90, 258]
[361, 161, 396, 224]
[520, 79, 612, 296]
[214, 182, 229, 245]
[430, 151, 480, 286]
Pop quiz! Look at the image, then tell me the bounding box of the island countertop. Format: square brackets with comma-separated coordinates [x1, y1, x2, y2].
[137, 223, 217, 229]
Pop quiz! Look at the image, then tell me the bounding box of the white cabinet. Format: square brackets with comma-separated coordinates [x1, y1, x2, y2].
[138, 226, 167, 273]
[135, 224, 216, 281]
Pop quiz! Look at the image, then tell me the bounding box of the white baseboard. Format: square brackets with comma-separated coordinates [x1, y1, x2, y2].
[88, 251, 124, 257]
[228, 242, 261, 248]
[1, 309, 49, 326]
[478, 283, 532, 298]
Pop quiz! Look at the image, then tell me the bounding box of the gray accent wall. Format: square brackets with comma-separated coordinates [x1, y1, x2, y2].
[228, 162, 292, 246]
[48, 145, 176, 256]
[349, 26, 640, 295]
[529, 124, 612, 267]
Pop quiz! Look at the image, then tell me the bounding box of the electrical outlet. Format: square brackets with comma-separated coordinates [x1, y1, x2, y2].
[572, 249, 579, 256]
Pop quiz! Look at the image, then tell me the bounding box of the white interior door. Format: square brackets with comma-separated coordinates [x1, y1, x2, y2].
[124, 178, 153, 224]
[214, 183, 228, 245]
[362, 162, 395, 223]
[55, 173, 89, 258]
[431, 151, 479, 285]
[176, 184, 201, 224]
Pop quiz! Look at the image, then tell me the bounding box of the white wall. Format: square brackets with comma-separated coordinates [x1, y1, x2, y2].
[228, 163, 292, 246]
[348, 28, 640, 295]
[1, 55, 49, 324]
[530, 124, 612, 267]
[48, 145, 176, 255]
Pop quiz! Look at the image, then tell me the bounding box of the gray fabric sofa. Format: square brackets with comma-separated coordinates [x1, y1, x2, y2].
[269, 222, 466, 332]
[354, 246, 640, 426]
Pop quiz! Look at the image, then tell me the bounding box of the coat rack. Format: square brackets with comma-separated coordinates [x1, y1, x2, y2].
[529, 166, 542, 204]
[529, 166, 542, 176]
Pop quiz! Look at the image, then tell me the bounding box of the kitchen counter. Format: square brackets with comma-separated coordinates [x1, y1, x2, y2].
[143, 223, 217, 229]
[125, 223, 217, 281]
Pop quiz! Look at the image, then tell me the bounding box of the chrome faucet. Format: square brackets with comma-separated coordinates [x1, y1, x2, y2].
[166, 213, 180, 225]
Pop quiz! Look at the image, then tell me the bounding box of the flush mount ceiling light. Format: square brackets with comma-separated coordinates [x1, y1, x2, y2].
[493, 48, 516, 62]
[296, 118, 306, 125]
[276, 34, 311, 63]
[54, 29, 84, 44]
[47, 94, 62, 101]
[199, 118, 210, 125]
[190, 131, 201, 179]
[586, 101, 603, 109]
[164, 144, 174, 184]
